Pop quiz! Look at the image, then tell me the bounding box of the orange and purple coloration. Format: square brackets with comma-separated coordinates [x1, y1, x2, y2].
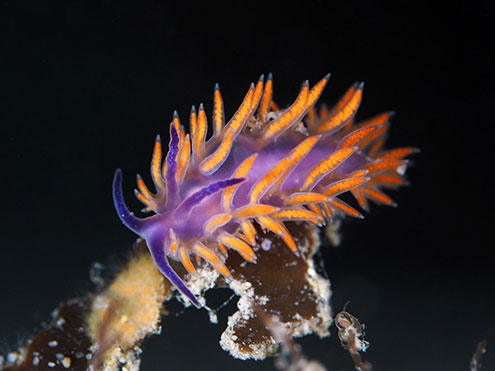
[113, 74, 416, 308]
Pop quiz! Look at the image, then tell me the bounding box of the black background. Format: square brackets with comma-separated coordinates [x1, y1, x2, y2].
[0, 1, 493, 370]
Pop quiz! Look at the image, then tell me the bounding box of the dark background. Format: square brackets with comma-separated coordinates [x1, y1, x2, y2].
[0, 1, 493, 370]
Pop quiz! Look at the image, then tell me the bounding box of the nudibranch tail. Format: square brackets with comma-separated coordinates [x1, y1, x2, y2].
[112, 74, 416, 308]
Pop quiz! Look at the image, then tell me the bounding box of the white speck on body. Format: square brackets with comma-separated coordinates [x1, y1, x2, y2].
[48, 340, 58, 347]
[397, 163, 407, 175]
[261, 238, 272, 251]
[48, 361, 56, 367]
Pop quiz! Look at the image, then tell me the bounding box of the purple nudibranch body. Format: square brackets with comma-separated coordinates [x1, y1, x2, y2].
[113, 74, 415, 307]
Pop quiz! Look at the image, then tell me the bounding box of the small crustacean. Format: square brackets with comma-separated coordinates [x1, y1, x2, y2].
[335, 311, 369, 352]
[335, 311, 371, 370]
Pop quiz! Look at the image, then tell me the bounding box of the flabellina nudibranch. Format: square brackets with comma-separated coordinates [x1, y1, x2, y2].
[113, 74, 416, 308]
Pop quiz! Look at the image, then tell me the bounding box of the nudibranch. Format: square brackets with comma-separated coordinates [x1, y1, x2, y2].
[113, 74, 415, 308]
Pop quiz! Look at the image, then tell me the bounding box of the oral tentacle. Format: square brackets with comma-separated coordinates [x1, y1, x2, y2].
[112, 169, 145, 235]
[147, 235, 201, 308]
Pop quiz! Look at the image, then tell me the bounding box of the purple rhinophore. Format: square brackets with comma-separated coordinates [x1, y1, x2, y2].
[165, 125, 180, 209]
[176, 178, 244, 215]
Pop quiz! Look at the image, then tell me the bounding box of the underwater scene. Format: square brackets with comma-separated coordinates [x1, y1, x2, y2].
[1, 1, 492, 370]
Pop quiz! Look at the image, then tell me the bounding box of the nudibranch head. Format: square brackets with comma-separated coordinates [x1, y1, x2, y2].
[113, 74, 416, 308]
